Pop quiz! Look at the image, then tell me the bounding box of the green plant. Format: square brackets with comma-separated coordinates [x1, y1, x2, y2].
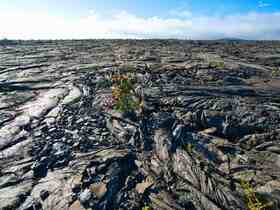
[271, 68, 280, 77]
[184, 143, 194, 153]
[141, 206, 150, 210]
[96, 78, 112, 89]
[111, 74, 140, 112]
[209, 61, 225, 69]
[240, 179, 273, 210]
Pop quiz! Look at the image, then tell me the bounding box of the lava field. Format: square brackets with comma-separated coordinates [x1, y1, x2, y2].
[0, 39, 280, 210]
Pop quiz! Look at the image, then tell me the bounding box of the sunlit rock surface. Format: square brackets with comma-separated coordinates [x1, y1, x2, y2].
[0, 40, 280, 210]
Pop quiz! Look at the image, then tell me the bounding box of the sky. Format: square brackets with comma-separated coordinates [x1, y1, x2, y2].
[0, 0, 280, 40]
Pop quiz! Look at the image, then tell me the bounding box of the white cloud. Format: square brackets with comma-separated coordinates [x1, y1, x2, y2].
[0, 10, 280, 40]
[258, 1, 271, 8]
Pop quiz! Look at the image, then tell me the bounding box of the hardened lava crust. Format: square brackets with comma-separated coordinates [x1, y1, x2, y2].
[0, 39, 280, 210]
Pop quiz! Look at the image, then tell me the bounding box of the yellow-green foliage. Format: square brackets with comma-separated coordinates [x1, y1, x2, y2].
[210, 61, 225, 69]
[240, 180, 273, 210]
[272, 68, 280, 77]
[184, 143, 194, 153]
[111, 74, 139, 112]
[141, 206, 150, 210]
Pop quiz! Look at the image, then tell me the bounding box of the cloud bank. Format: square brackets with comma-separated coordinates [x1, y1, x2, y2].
[0, 10, 280, 40]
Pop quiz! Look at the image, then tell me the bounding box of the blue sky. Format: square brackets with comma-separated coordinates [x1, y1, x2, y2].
[0, 0, 280, 39]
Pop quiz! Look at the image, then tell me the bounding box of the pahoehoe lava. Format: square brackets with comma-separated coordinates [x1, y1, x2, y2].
[0, 39, 280, 210]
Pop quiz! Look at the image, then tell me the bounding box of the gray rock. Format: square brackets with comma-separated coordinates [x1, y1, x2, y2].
[0, 181, 33, 210]
[0, 173, 18, 188]
[18, 196, 42, 210]
[79, 189, 92, 205]
[1, 40, 280, 210]
[223, 76, 246, 85]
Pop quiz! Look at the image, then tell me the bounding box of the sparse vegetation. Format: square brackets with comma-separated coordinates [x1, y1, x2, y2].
[141, 206, 151, 210]
[271, 68, 280, 77]
[209, 61, 225, 69]
[96, 77, 112, 89]
[1, 39, 280, 210]
[240, 179, 273, 210]
[111, 73, 140, 112]
[184, 143, 194, 153]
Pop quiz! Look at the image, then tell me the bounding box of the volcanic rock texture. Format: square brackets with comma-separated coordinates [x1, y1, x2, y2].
[0, 39, 280, 210]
